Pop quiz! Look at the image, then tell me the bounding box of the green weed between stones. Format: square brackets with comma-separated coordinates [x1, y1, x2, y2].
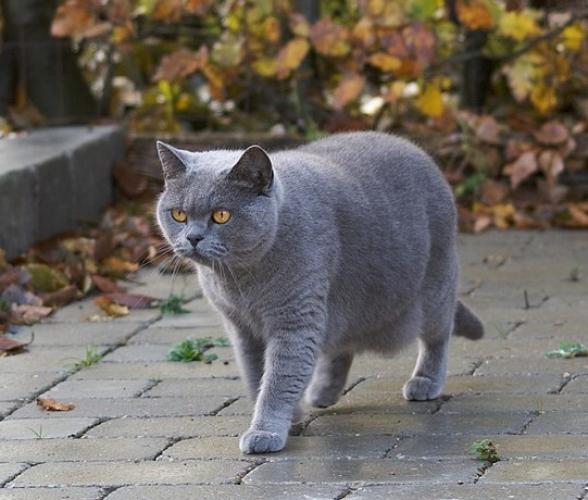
[168, 337, 229, 363]
[546, 341, 588, 359]
[470, 439, 500, 463]
[71, 346, 103, 370]
[159, 294, 190, 316]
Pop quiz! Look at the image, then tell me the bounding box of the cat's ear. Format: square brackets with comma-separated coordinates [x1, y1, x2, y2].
[156, 141, 189, 181]
[227, 145, 273, 194]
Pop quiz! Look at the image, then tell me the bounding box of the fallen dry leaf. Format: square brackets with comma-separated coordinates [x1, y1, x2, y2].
[101, 292, 158, 310]
[94, 296, 129, 317]
[36, 398, 75, 412]
[41, 285, 78, 308]
[504, 151, 538, 188]
[101, 257, 139, 276]
[11, 304, 52, 325]
[533, 121, 569, 145]
[0, 335, 28, 354]
[91, 275, 126, 294]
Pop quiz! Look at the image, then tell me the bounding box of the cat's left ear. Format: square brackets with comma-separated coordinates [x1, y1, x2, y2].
[156, 141, 190, 182]
[227, 145, 273, 194]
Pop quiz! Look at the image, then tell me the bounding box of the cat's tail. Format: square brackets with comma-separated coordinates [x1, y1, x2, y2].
[453, 301, 484, 340]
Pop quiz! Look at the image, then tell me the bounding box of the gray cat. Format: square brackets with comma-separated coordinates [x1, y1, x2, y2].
[155, 132, 484, 454]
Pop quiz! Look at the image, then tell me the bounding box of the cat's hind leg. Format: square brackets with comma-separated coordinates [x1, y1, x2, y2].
[305, 351, 353, 408]
[402, 304, 453, 401]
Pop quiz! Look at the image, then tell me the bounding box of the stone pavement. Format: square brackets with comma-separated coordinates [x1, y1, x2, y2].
[0, 230, 587, 499]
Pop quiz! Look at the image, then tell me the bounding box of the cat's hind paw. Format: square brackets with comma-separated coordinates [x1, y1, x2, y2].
[402, 376, 442, 401]
[239, 429, 287, 454]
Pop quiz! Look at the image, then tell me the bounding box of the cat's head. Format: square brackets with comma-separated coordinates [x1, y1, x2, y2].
[155, 142, 279, 268]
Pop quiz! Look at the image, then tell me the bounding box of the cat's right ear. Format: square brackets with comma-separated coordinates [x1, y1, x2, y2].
[156, 141, 188, 181]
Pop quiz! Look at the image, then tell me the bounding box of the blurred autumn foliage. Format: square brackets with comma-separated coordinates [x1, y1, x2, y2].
[1, 0, 588, 230]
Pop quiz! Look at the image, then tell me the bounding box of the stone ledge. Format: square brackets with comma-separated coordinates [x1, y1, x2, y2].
[0, 125, 125, 259]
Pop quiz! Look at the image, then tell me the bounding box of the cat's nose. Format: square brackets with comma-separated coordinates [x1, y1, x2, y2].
[187, 234, 204, 248]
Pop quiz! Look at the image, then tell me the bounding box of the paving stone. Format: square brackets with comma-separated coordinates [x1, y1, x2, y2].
[304, 412, 530, 437]
[153, 311, 222, 329]
[0, 402, 18, 417]
[126, 268, 200, 301]
[475, 357, 588, 376]
[86, 416, 251, 438]
[562, 374, 588, 393]
[0, 346, 110, 374]
[0, 488, 103, 500]
[105, 484, 344, 500]
[0, 463, 28, 486]
[70, 361, 240, 380]
[144, 378, 244, 398]
[40, 379, 153, 399]
[244, 458, 479, 485]
[9, 396, 231, 419]
[164, 435, 400, 461]
[525, 412, 588, 434]
[440, 394, 588, 414]
[0, 418, 98, 439]
[394, 434, 588, 460]
[480, 459, 588, 483]
[0, 372, 62, 401]
[9, 460, 250, 487]
[48, 299, 160, 324]
[348, 483, 584, 499]
[129, 326, 226, 344]
[103, 344, 230, 363]
[0, 438, 169, 462]
[12, 322, 143, 347]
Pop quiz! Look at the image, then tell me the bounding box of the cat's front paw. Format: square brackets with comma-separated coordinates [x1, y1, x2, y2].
[239, 428, 287, 454]
[402, 376, 442, 401]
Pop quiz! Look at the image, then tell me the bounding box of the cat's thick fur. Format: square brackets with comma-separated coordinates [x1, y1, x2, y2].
[156, 132, 484, 454]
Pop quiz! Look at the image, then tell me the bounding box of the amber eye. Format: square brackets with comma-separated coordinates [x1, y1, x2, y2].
[171, 208, 187, 223]
[211, 210, 231, 224]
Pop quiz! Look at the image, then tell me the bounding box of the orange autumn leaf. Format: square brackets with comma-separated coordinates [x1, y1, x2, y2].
[310, 18, 350, 57]
[333, 74, 365, 110]
[94, 296, 129, 317]
[36, 398, 75, 412]
[153, 47, 207, 82]
[456, 0, 494, 30]
[51, 0, 95, 38]
[368, 53, 401, 72]
[276, 38, 310, 79]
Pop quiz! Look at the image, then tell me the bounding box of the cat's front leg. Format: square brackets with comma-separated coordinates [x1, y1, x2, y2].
[226, 323, 265, 400]
[239, 326, 322, 454]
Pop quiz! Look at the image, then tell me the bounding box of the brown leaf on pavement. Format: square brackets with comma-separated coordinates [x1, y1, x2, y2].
[94, 296, 129, 317]
[0, 335, 29, 354]
[91, 275, 126, 294]
[36, 398, 75, 412]
[41, 285, 79, 308]
[102, 292, 158, 310]
[10, 304, 53, 325]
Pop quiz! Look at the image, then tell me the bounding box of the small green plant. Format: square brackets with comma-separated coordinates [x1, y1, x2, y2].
[470, 439, 500, 463]
[27, 425, 44, 439]
[546, 341, 588, 359]
[159, 294, 190, 316]
[72, 346, 103, 370]
[168, 337, 229, 363]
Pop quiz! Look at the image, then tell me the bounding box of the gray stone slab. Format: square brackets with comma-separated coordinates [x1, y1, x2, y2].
[0, 125, 123, 258]
[243, 458, 479, 485]
[0, 418, 98, 439]
[304, 412, 530, 437]
[0, 488, 103, 500]
[11, 322, 143, 347]
[475, 357, 588, 376]
[103, 344, 232, 363]
[40, 379, 154, 399]
[440, 394, 588, 414]
[480, 459, 588, 483]
[0, 437, 168, 463]
[164, 435, 399, 461]
[394, 434, 588, 461]
[105, 485, 344, 500]
[48, 300, 160, 324]
[86, 416, 250, 438]
[0, 372, 62, 401]
[563, 374, 588, 393]
[349, 483, 584, 500]
[126, 268, 201, 301]
[0, 402, 18, 417]
[129, 326, 227, 345]
[70, 360, 240, 380]
[525, 411, 588, 434]
[144, 378, 244, 398]
[9, 396, 231, 419]
[154, 311, 222, 329]
[0, 346, 110, 374]
[10, 460, 250, 487]
[0, 463, 28, 486]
